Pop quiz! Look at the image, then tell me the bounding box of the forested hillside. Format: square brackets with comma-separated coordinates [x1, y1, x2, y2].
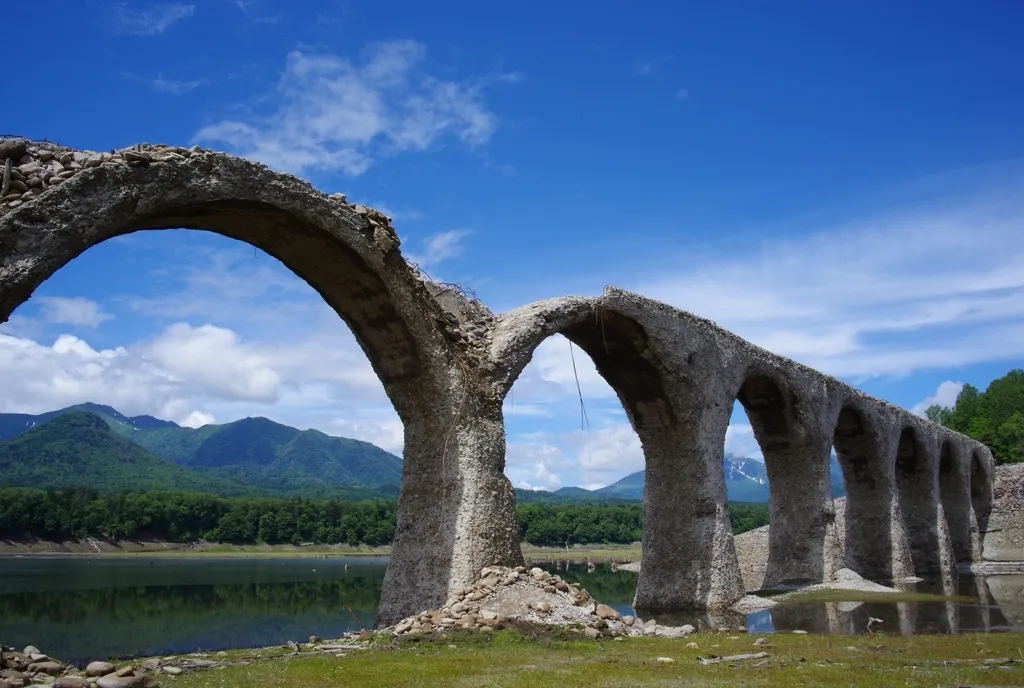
[0, 487, 770, 546]
[927, 369, 1024, 464]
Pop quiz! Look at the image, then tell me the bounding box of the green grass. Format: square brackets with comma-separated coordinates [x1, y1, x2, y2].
[773, 588, 978, 605]
[154, 629, 1024, 688]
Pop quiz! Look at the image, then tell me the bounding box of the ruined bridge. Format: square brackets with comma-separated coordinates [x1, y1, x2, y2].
[0, 139, 995, 626]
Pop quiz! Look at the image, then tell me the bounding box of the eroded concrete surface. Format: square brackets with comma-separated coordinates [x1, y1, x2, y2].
[0, 139, 997, 626]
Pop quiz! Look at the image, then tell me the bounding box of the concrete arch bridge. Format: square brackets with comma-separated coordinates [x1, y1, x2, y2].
[0, 138, 994, 626]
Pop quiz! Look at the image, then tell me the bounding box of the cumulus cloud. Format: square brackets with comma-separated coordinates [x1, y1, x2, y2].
[112, 2, 195, 35]
[36, 297, 113, 328]
[195, 41, 508, 176]
[912, 380, 965, 417]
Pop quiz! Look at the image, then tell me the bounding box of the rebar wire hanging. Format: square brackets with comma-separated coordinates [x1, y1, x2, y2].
[569, 339, 590, 430]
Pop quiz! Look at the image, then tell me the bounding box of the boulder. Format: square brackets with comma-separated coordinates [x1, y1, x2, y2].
[84, 664, 114, 679]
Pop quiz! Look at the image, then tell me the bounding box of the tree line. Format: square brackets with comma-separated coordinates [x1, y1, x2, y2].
[927, 369, 1024, 464]
[0, 487, 770, 546]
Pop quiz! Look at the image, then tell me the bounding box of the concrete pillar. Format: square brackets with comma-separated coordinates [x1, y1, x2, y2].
[738, 377, 840, 588]
[938, 441, 973, 563]
[376, 394, 523, 627]
[894, 428, 943, 575]
[633, 394, 745, 615]
[832, 405, 898, 582]
[969, 446, 995, 560]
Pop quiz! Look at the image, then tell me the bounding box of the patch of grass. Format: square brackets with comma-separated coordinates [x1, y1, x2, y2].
[775, 588, 977, 605]
[160, 631, 1024, 688]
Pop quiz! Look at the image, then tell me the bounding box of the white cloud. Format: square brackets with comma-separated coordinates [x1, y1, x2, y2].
[124, 73, 205, 94]
[633, 177, 1024, 381]
[195, 41, 506, 177]
[181, 410, 216, 428]
[911, 380, 965, 417]
[674, 88, 689, 101]
[725, 423, 764, 460]
[36, 297, 113, 328]
[405, 230, 472, 270]
[112, 2, 195, 35]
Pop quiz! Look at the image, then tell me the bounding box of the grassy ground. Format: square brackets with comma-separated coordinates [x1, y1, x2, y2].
[158, 630, 1024, 688]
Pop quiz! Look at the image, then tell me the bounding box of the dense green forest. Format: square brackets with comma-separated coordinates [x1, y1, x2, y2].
[927, 369, 1024, 464]
[0, 488, 770, 546]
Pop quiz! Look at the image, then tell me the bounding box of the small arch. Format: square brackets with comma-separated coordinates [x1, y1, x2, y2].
[832, 404, 893, 581]
[735, 373, 835, 587]
[938, 440, 972, 562]
[970, 448, 994, 546]
[894, 426, 941, 575]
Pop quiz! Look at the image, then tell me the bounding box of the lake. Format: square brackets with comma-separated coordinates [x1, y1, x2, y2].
[1, 555, 1021, 663]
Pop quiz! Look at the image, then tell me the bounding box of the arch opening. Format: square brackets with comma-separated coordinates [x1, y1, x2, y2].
[735, 375, 834, 588]
[893, 426, 942, 576]
[501, 305, 742, 616]
[938, 441, 973, 563]
[832, 405, 894, 582]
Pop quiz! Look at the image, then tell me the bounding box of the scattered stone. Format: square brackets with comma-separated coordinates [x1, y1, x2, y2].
[308, 635, 321, 645]
[685, 642, 699, 649]
[595, 604, 620, 620]
[85, 664, 114, 678]
[54, 678, 88, 688]
[160, 668, 180, 676]
[583, 627, 601, 639]
[655, 657, 675, 664]
[285, 641, 300, 653]
[140, 660, 160, 672]
[26, 664, 62, 677]
[792, 630, 808, 635]
[754, 637, 770, 646]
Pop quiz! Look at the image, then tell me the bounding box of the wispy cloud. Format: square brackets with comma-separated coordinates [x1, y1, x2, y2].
[631, 168, 1024, 380]
[123, 72, 205, 94]
[36, 297, 114, 328]
[195, 41, 512, 177]
[112, 2, 195, 35]
[405, 230, 473, 270]
[674, 88, 689, 101]
[231, 0, 280, 24]
[635, 54, 674, 76]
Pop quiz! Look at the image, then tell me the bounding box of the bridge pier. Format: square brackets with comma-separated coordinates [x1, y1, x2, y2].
[894, 428, 943, 575]
[376, 393, 523, 627]
[633, 396, 745, 614]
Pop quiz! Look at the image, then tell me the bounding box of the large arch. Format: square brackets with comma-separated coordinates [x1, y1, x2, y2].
[0, 140, 523, 627]
[735, 372, 839, 588]
[893, 426, 942, 575]
[490, 295, 745, 615]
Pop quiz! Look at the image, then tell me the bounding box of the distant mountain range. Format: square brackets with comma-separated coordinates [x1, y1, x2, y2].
[0, 403, 847, 503]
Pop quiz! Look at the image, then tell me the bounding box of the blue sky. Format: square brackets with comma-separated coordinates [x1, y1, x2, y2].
[2, 1, 1023, 491]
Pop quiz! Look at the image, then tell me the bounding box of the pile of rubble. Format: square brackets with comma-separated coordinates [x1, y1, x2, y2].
[386, 565, 706, 639]
[0, 647, 157, 688]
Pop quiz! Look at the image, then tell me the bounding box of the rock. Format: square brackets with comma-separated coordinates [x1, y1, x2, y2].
[680, 624, 695, 634]
[595, 604, 620, 620]
[655, 657, 675, 664]
[394, 619, 414, 634]
[685, 642, 699, 649]
[583, 627, 601, 639]
[26, 664, 62, 677]
[308, 635, 321, 644]
[0, 139, 29, 162]
[84, 664, 114, 678]
[95, 675, 148, 688]
[285, 641, 299, 652]
[754, 637, 769, 646]
[160, 668, 180, 676]
[140, 660, 160, 672]
[54, 678, 88, 688]
[112, 669, 133, 679]
[621, 615, 635, 626]
[792, 629, 808, 635]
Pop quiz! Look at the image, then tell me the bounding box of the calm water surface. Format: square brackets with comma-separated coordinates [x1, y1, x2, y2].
[1, 556, 1021, 663]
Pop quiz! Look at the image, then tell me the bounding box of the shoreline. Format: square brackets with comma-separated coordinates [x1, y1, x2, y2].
[0, 538, 642, 562]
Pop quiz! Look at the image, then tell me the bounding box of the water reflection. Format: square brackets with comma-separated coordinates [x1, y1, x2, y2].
[0, 556, 1021, 664]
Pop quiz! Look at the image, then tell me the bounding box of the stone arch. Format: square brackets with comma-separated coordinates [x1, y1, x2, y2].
[735, 372, 838, 587]
[0, 141, 522, 627]
[938, 439, 973, 563]
[491, 296, 745, 613]
[0, 145, 448, 402]
[893, 425, 942, 575]
[831, 402, 895, 581]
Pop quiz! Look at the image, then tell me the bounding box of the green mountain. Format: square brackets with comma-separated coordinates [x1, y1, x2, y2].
[0, 413, 262, 496]
[0, 404, 404, 498]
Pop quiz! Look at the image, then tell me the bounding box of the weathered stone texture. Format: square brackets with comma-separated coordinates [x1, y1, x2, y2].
[0, 138, 997, 626]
